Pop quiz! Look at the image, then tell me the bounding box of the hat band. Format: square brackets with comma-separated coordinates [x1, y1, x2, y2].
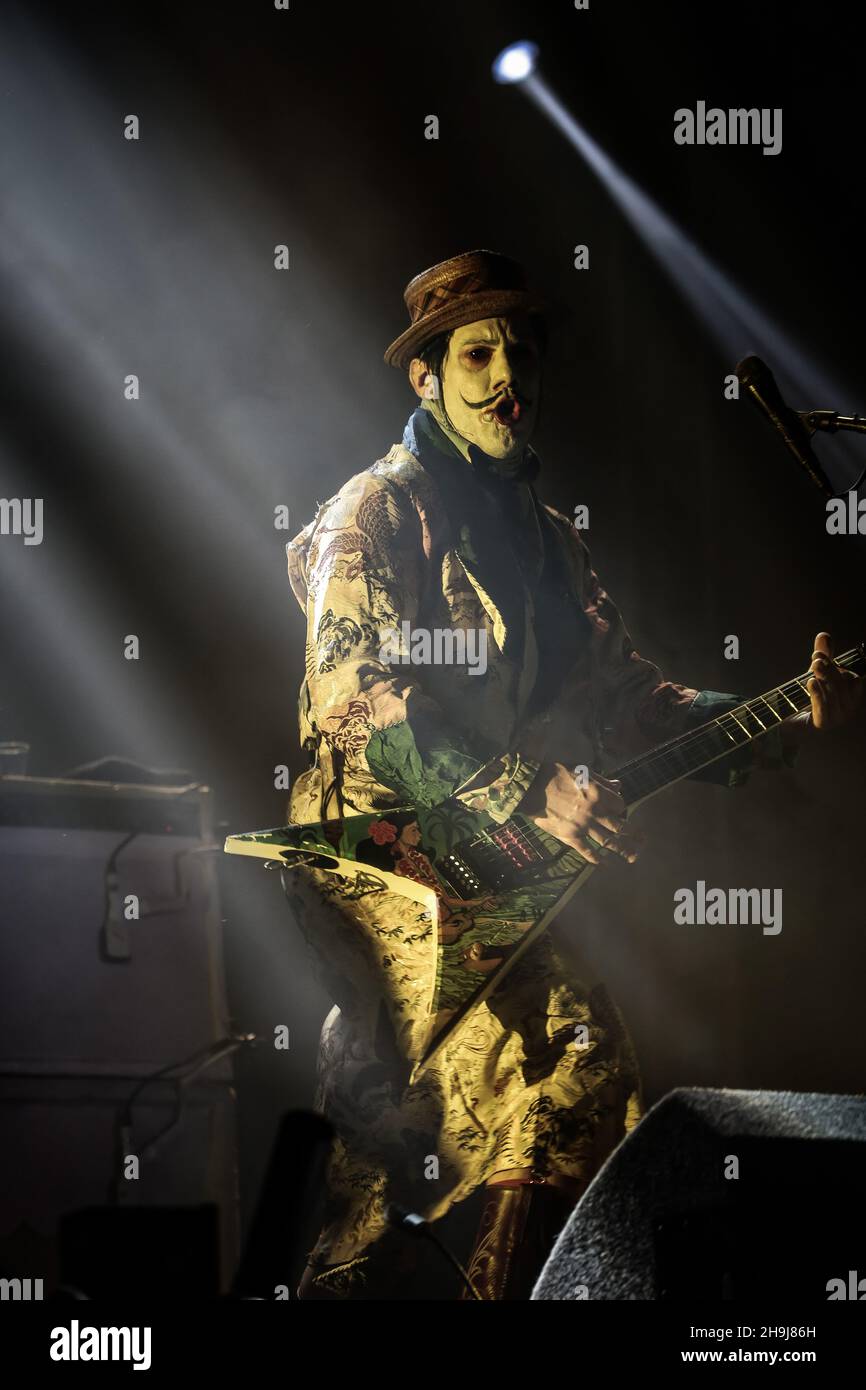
[409, 271, 525, 324]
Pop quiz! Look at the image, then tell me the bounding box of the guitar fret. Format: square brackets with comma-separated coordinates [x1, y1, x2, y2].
[418, 645, 863, 1052]
[621, 766, 652, 801]
[758, 695, 783, 724]
[450, 648, 862, 887]
[609, 645, 863, 810]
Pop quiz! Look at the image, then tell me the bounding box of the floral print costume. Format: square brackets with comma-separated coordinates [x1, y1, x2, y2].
[282, 406, 756, 1296]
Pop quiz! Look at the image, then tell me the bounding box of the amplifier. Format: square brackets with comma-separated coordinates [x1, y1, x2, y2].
[0, 774, 239, 1291]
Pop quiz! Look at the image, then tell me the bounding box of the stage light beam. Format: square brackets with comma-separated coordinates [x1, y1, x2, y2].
[495, 56, 863, 490]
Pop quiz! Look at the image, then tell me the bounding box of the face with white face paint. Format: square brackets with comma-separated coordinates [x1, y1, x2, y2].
[409, 314, 542, 461]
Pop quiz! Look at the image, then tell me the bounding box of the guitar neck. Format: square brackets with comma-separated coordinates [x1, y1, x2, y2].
[612, 644, 865, 809]
[411, 640, 863, 1079]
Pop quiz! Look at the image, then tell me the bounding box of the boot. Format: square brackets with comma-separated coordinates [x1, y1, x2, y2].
[460, 1183, 577, 1301]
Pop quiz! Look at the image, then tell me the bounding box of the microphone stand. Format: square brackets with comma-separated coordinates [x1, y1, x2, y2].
[736, 354, 866, 499]
[795, 410, 866, 497]
[805, 411, 866, 437]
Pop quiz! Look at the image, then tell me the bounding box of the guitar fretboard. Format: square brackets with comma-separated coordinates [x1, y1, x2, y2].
[614, 645, 864, 807]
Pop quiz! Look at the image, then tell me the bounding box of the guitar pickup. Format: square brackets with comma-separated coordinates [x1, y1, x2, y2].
[436, 852, 483, 899]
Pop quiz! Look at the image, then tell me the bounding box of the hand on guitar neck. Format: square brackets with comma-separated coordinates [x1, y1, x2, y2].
[522, 633, 863, 866]
[804, 631, 864, 731]
[521, 763, 643, 867]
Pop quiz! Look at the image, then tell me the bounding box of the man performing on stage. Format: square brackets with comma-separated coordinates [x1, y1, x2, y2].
[282, 250, 861, 1299]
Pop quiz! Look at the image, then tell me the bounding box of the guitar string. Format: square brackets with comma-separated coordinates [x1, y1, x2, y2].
[613, 649, 861, 793]
[463, 655, 858, 858]
[461, 649, 861, 859]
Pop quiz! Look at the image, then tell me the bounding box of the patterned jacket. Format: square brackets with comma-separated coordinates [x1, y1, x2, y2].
[284, 409, 745, 1069]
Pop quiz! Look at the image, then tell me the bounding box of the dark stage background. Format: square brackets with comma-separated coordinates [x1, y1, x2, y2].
[1, 0, 864, 1243]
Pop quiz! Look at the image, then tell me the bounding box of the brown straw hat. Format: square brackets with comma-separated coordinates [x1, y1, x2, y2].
[384, 249, 545, 370]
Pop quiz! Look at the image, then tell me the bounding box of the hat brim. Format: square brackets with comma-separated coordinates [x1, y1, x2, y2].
[383, 289, 545, 370]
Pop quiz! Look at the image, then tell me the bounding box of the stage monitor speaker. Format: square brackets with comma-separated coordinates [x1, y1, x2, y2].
[532, 1087, 866, 1301]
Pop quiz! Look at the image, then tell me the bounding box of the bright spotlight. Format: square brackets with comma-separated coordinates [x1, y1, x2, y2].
[492, 41, 538, 85]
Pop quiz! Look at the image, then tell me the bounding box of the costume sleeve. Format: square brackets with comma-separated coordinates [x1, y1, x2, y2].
[296, 470, 538, 822]
[574, 533, 795, 786]
[682, 690, 799, 787]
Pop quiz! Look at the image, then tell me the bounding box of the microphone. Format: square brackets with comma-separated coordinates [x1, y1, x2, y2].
[735, 355, 833, 496]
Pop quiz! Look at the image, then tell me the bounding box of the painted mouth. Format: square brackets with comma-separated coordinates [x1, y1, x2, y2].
[486, 395, 524, 429]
